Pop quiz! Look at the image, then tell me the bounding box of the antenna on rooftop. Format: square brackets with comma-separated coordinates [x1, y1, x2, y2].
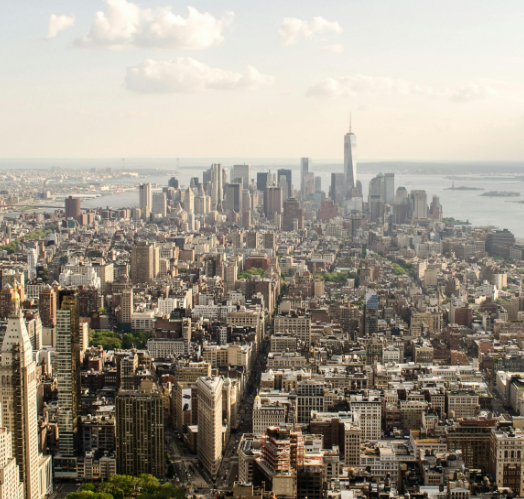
[349, 112, 352, 133]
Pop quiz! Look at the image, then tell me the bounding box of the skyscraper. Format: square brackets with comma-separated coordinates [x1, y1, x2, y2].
[330, 173, 346, 205]
[257, 172, 271, 192]
[152, 191, 167, 218]
[231, 165, 251, 190]
[139, 183, 151, 217]
[209, 163, 223, 210]
[300, 158, 309, 200]
[131, 241, 159, 284]
[282, 198, 304, 231]
[277, 169, 292, 198]
[116, 380, 165, 478]
[56, 290, 82, 458]
[384, 173, 395, 204]
[224, 183, 242, 213]
[0, 290, 51, 499]
[196, 377, 223, 478]
[410, 190, 428, 220]
[263, 187, 283, 222]
[65, 196, 81, 222]
[344, 121, 357, 199]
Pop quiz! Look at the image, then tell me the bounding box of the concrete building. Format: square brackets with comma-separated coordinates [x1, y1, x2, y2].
[115, 380, 164, 478]
[139, 183, 151, 217]
[130, 241, 159, 284]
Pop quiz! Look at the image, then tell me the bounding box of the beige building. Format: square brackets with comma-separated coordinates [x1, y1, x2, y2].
[197, 377, 224, 478]
[274, 314, 311, 350]
[130, 241, 159, 284]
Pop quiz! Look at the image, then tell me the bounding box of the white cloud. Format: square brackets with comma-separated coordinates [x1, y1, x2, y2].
[279, 16, 341, 46]
[125, 58, 274, 93]
[321, 44, 344, 54]
[449, 83, 497, 103]
[306, 74, 434, 99]
[46, 14, 75, 39]
[77, 0, 233, 50]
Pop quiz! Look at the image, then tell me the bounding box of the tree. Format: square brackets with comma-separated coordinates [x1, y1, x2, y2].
[122, 331, 149, 349]
[90, 330, 122, 350]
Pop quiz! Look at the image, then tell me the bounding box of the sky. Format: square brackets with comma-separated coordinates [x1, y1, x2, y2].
[1, 0, 524, 161]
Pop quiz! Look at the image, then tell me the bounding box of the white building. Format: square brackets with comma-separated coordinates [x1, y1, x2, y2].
[147, 338, 186, 359]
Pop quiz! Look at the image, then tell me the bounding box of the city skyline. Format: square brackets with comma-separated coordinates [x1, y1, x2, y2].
[2, 0, 524, 160]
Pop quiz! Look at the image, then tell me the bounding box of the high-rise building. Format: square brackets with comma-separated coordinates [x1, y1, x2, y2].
[168, 177, 179, 189]
[65, 196, 81, 222]
[183, 187, 194, 213]
[130, 241, 159, 284]
[410, 190, 428, 220]
[139, 183, 151, 217]
[429, 195, 442, 221]
[344, 123, 357, 199]
[0, 292, 51, 499]
[257, 172, 271, 193]
[277, 169, 292, 198]
[56, 291, 82, 459]
[0, 408, 24, 499]
[39, 284, 57, 328]
[231, 165, 251, 190]
[152, 191, 167, 218]
[330, 173, 346, 205]
[209, 164, 223, 210]
[196, 377, 223, 478]
[263, 187, 283, 222]
[364, 292, 379, 337]
[300, 158, 310, 200]
[282, 198, 304, 232]
[224, 183, 242, 213]
[116, 380, 164, 478]
[384, 173, 395, 204]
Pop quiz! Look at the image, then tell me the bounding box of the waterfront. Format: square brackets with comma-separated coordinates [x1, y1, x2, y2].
[80, 169, 524, 238]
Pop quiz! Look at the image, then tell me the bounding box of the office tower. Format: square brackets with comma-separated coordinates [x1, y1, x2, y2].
[297, 381, 325, 424]
[430, 195, 442, 221]
[368, 174, 385, 203]
[139, 183, 152, 217]
[116, 380, 164, 478]
[168, 177, 179, 189]
[152, 191, 167, 218]
[196, 377, 223, 478]
[300, 158, 309, 200]
[56, 290, 82, 458]
[0, 409, 24, 499]
[314, 176, 322, 194]
[282, 198, 304, 232]
[0, 285, 15, 319]
[364, 292, 379, 337]
[384, 173, 395, 204]
[277, 169, 292, 198]
[231, 165, 251, 189]
[182, 187, 194, 213]
[39, 284, 57, 328]
[257, 172, 271, 192]
[242, 189, 252, 211]
[209, 163, 223, 210]
[263, 232, 276, 253]
[241, 208, 251, 228]
[344, 122, 357, 198]
[410, 190, 428, 220]
[224, 183, 242, 213]
[297, 465, 323, 499]
[263, 187, 283, 222]
[303, 172, 315, 200]
[278, 175, 289, 202]
[330, 172, 346, 205]
[65, 196, 81, 222]
[0, 292, 46, 499]
[395, 186, 408, 205]
[130, 241, 159, 284]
